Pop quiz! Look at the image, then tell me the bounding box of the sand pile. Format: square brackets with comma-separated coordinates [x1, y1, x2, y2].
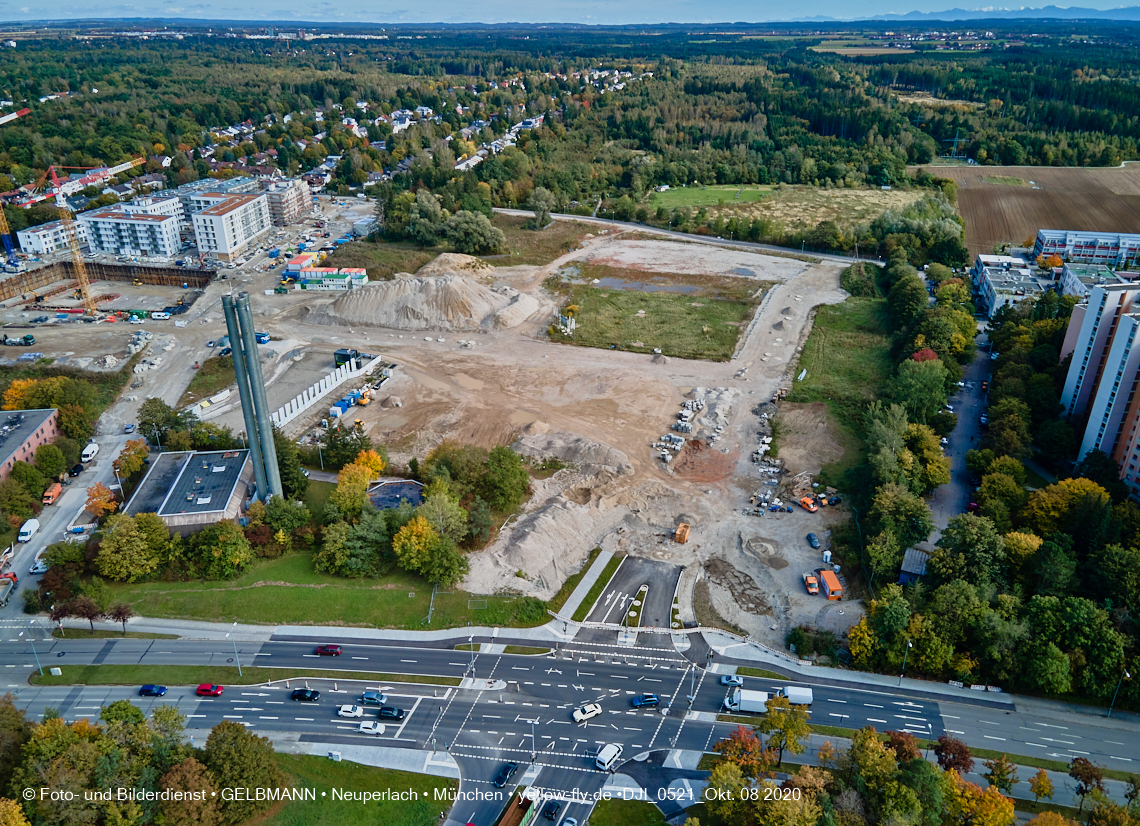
[416, 253, 492, 276]
[304, 275, 546, 331]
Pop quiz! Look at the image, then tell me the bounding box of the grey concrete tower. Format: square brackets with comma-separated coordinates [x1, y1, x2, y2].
[222, 294, 269, 500]
[236, 291, 282, 498]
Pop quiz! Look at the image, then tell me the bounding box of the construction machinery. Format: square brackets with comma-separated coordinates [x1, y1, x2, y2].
[0, 108, 30, 128]
[674, 523, 690, 543]
[0, 208, 23, 272]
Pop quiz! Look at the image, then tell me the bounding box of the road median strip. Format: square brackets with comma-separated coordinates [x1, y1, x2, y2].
[29, 664, 461, 688]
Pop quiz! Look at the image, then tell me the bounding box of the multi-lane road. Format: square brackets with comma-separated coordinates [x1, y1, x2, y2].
[4, 624, 1137, 826]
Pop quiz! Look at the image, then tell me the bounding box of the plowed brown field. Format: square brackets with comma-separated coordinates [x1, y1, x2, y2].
[933, 164, 1140, 259]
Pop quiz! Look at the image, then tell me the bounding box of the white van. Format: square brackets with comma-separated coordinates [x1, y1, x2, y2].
[81, 443, 99, 463]
[18, 518, 40, 543]
[595, 743, 624, 772]
[777, 686, 814, 706]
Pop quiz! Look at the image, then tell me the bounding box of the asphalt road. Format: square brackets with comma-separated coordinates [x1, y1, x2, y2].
[5, 632, 1138, 826]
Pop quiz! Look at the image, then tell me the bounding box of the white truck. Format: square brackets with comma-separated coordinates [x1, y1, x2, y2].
[723, 688, 770, 713]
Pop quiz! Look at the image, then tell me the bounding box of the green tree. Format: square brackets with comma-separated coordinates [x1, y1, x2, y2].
[891, 358, 949, 423]
[203, 720, 285, 824]
[445, 210, 505, 254]
[982, 754, 1018, 793]
[100, 698, 146, 725]
[419, 480, 469, 542]
[478, 446, 530, 511]
[33, 444, 67, 479]
[161, 757, 221, 826]
[188, 520, 252, 579]
[407, 189, 447, 246]
[1029, 768, 1054, 804]
[0, 693, 32, 795]
[870, 482, 935, 548]
[888, 274, 930, 328]
[528, 186, 557, 227]
[312, 520, 352, 575]
[264, 495, 311, 535]
[421, 534, 469, 587]
[9, 461, 47, 498]
[466, 496, 494, 546]
[113, 439, 150, 478]
[273, 427, 310, 501]
[96, 514, 163, 583]
[929, 514, 1007, 586]
[1025, 641, 1072, 694]
[757, 695, 811, 766]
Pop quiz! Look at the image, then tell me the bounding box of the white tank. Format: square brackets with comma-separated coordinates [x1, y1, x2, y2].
[822, 550, 832, 564]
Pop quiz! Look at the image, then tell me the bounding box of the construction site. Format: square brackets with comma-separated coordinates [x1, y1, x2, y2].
[0, 216, 865, 650]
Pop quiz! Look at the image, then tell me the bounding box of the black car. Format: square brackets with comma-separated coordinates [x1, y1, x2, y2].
[631, 693, 659, 708]
[378, 706, 405, 720]
[806, 533, 821, 550]
[493, 762, 519, 788]
[69, 463, 84, 477]
[218, 347, 232, 357]
[541, 800, 562, 820]
[290, 688, 320, 702]
[139, 685, 167, 697]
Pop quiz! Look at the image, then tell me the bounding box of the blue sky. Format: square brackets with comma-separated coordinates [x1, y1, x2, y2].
[0, 1, 1133, 24]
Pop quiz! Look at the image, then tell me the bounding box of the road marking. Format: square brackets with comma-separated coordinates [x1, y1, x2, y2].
[946, 729, 965, 734]
[1040, 738, 1075, 745]
[829, 713, 849, 720]
[978, 720, 999, 725]
[623, 727, 641, 731]
[449, 663, 466, 667]
[295, 717, 313, 721]
[1039, 723, 1068, 729]
[1106, 741, 1125, 746]
[1026, 743, 1046, 748]
[400, 659, 416, 663]
[578, 671, 595, 676]
[865, 704, 884, 709]
[1070, 750, 1090, 755]
[259, 716, 278, 720]
[983, 736, 1006, 741]
[941, 714, 959, 719]
[351, 657, 368, 660]
[1109, 756, 1132, 762]
[186, 714, 206, 718]
[512, 667, 529, 672]
[613, 676, 628, 680]
[641, 678, 662, 683]
[827, 699, 847, 704]
[267, 701, 284, 705]
[302, 654, 319, 658]
[867, 718, 887, 724]
[223, 715, 244, 719]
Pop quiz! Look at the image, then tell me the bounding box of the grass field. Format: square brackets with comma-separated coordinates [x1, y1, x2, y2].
[784, 298, 892, 482]
[547, 548, 600, 613]
[490, 214, 594, 266]
[179, 355, 236, 407]
[322, 241, 438, 280]
[981, 176, 1029, 187]
[648, 184, 774, 210]
[29, 663, 461, 687]
[267, 754, 457, 826]
[570, 554, 624, 622]
[546, 264, 763, 362]
[736, 666, 786, 680]
[108, 553, 548, 630]
[589, 798, 705, 826]
[54, 628, 176, 639]
[304, 480, 335, 514]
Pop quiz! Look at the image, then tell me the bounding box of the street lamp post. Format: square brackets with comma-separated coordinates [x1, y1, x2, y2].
[1108, 668, 1132, 718]
[899, 639, 913, 686]
[19, 624, 43, 676]
[530, 719, 536, 761]
[228, 622, 242, 677]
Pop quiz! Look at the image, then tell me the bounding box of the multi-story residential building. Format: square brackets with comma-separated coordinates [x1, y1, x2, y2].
[191, 193, 272, 261]
[260, 178, 311, 226]
[1059, 263, 1131, 299]
[78, 209, 180, 257]
[1033, 229, 1140, 268]
[1059, 284, 1140, 420]
[970, 254, 1055, 319]
[15, 219, 88, 255]
[0, 409, 60, 481]
[171, 176, 259, 228]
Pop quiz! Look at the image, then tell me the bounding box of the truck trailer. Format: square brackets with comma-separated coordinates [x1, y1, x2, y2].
[723, 688, 770, 713]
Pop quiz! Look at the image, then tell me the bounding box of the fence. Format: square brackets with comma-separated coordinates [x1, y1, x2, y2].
[0, 261, 214, 301]
[269, 354, 386, 428]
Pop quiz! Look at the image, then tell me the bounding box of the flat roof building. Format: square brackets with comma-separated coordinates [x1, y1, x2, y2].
[191, 193, 272, 262]
[78, 209, 181, 258]
[1059, 263, 1131, 299]
[16, 219, 88, 255]
[124, 449, 252, 534]
[1060, 283, 1140, 420]
[0, 409, 59, 481]
[261, 178, 311, 226]
[1034, 229, 1140, 268]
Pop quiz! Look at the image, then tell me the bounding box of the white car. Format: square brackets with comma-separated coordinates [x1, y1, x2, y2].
[358, 721, 385, 735]
[572, 703, 603, 723]
[337, 705, 364, 718]
[30, 558, 50, 575]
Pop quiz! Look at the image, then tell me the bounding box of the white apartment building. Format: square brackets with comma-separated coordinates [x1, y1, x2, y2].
[192, 193, 272, 261]
[1059, 283, 1140, 419]
[1034, 229, 1140, 268]
[16, 219, 88, 255]
[78, 209, 181, 257]
[1059, 263, 1130, 299]
[122, 194, 184, 223]
[261, 179, 311, 226]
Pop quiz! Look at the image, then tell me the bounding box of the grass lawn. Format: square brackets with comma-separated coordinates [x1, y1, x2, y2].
[546, 264, 763, 362]
[109, 553, 548, 630]
[503, 645, 551, 655]
[590, 798, 705, 826]
[54, 628, 176, 640]
[648, 184, 774, 210]
[178, 355, 235, 407]
[322, 241, 438, 280]
[304, 480, 335, 514]
[736, 667, 786, 680]
[489, 214, 594, 266]
[1024, 465, 1052, 490]
[570, 553, 624, 622]
[547, 547, 600, 613]
[981, 175, 1029, 187]
[784, 298, 892, 484]
[30, 663, 460, 688]
[266, 753, 457, 826]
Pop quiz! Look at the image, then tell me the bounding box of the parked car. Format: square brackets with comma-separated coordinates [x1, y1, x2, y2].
[806, 533, 820, 550]
[338, 705, 364, 718]
[827, 496, 842, 506]
[290, 688, 320, 702]
[572, 703, 602, 722]
[631, 693, 659, 708]
[124, 424, 136, 433]
[720, 675, 744, 687]
[218, 347, 232, 357]
[359, 690, 387, 706]
[314, 644, 342, 656]
[69, 463, 84, 477]
[196, 684, 224, 696]
[378, 706, 405, 720]
[139, 685, 167, 697]
[542, 800, 562, 820]
[493, 762, 519, 789]
[358, 721, 384, 735]
[205, 340, 215, 348]
[968, 501, 980, 512]
[151, 312, 171, 320]
[30, 558, 50, 575]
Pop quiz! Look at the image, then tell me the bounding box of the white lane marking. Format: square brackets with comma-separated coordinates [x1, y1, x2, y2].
[865, 704, 884, 709]
[1026, 743, 1047, 748]
[827, 699, 847, 704]
[983, 736, 1006, 741]
[260, 716, 279, 720]
[978, 720, 999, 726]
[352, 657, 368, 660]
[400, 659, 416, 663]
[867, 718, 888, 724]
[941, 714, 959, 719]
[1110, 756, 1132, 762]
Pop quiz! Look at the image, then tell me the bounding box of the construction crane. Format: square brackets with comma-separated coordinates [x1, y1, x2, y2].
[0, 108, 30, 272]
[9, 157, 144, 207]
[47, 166, 97, 314]
[0, 108, 30, 128]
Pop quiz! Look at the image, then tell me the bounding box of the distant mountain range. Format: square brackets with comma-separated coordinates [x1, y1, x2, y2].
[860, 5, 1140, 20]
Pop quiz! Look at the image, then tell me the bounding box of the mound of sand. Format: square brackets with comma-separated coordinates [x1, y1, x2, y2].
[416, 253, 492, 276]
[304, 275, 546, 331]
[513, 430, 632, 473]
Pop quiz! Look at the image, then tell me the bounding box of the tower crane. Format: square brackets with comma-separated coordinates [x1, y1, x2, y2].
[0, 108, 31, 272]
[47, 166, 97, 314]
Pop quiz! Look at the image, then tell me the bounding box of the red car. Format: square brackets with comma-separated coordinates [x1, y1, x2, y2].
[314, 645, 342, 656]
[196, 684, 224, 696]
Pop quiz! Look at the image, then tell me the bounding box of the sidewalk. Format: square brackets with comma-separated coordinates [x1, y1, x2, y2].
[555, 550, 616, 620]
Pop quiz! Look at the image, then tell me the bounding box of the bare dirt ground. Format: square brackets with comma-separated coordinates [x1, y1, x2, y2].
[774, 402, 848, 476]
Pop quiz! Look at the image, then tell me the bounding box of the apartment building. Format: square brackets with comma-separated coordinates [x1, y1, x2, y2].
[970, 254, 1055, 319]
[15, 219, 88, 255]
[191, 193, 272, 261]
[172, 176, 259, 228]
[1059, 263, 1131, 298]
[78, 209, 180, 257]
[1034, 229, 1140, 268]
[261, 178, 311, 226]
[1059, 284, 1140, 421]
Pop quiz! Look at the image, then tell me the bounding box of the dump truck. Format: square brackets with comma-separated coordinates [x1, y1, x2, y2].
[723, 688, 769, 713]
[802, 572, 819, 595]
[42, 482, 62, 506]
[0, 575, 16, 607]
[2, 334, 35, 346]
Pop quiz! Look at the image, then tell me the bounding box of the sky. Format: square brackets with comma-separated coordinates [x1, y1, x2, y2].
[0, 0, 1135, 24]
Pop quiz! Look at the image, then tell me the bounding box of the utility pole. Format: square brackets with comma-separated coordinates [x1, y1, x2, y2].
[19, 624, 43, 676]
[530, 719, 537, 761]
[899, 639, 912, 686]
[1108, 668, 1132, 718]
[228, 622, 242, 677]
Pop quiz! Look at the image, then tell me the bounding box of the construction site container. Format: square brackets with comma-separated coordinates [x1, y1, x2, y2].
[820, 570, 842, 600]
